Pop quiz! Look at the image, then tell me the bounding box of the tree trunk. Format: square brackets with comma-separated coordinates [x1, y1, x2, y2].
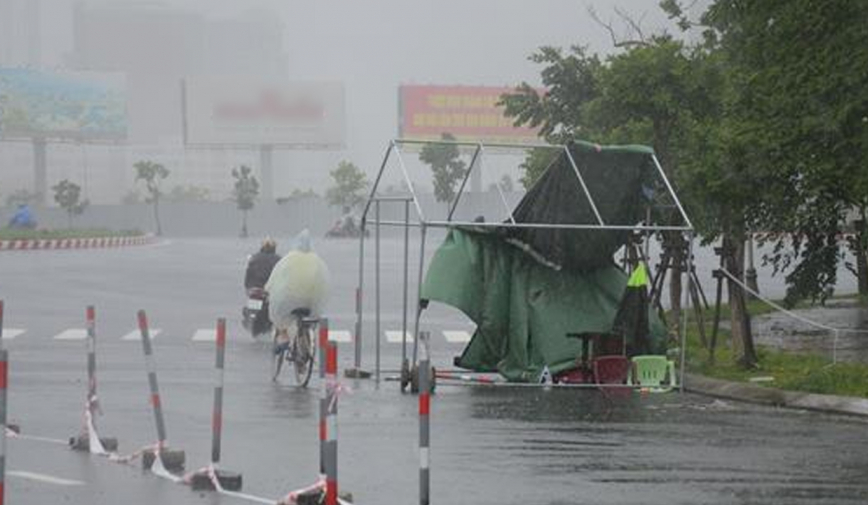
[241, 209, 248, 238]
[67, 211, 72, 230]
[724, 235, 758, 368]
[153, 197, 162, 236]
[856, 215, 868, 297]
[665, 232, 686, 341]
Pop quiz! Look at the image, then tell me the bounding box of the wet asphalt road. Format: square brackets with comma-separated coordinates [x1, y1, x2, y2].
[0, 235, 867, 505]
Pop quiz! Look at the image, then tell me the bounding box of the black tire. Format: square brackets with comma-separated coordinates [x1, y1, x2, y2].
[293, 323, 315, 387]
[272, 333, 288, 382]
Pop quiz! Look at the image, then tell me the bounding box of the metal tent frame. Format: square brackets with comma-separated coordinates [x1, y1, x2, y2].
[350, 139, 695, 390]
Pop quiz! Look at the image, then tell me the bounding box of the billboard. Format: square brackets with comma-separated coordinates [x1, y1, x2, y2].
[398, 85, 542, 144]
[182, 78, 345, 147]
[0, 68, 127, 141]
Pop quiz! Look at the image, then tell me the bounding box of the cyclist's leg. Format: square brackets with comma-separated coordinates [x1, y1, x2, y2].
[274, 326, 291, 355]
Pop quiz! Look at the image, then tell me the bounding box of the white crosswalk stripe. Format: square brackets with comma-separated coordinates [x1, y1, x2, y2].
[385, 330, 413, 343]
[443, 330, 472, 343]
[328, 330, 353, 343]
[120, 329, 162, 341]
[192, 329, 217, 342]
[1, 328, 26, 340]
[53, 329, 88, 341]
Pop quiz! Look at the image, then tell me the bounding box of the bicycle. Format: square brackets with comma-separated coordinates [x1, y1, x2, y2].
[272, 308, 318, 387]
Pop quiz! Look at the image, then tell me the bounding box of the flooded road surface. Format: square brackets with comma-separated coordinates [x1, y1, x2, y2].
[1, 237, 866, 504]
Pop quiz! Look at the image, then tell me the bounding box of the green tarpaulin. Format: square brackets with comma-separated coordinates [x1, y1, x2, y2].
[421, 228, 667, 382]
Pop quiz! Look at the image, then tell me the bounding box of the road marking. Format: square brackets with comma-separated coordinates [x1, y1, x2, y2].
[328, 330, 352, 343]
[192, 329, 216, 342]
[385, 330, 413, 343]
[1, 328, 26, 340]
[8, 470, 85, 486]
[53, 328, 87, 340]
[443, 330, 472, 343]
[121, 328, 162, 341]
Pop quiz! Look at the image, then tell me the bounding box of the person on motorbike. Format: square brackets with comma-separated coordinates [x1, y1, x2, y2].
[265, 229, 330, 355]
[243, 238, 281, 336]
[245, 237, 281, 290]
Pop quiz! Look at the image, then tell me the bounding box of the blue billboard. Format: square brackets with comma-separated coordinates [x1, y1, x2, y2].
[0, 68, 127, 141]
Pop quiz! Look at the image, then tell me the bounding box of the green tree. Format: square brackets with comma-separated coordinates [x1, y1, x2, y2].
[134, 160, 170, 236]
[690, 0, 868, 303]
[325, 161, 368, 210]
[231, 165, 259, 238]
[51, 179, 89, 229]
[165, 185, 210, 203]
[419, 133, 467, 214]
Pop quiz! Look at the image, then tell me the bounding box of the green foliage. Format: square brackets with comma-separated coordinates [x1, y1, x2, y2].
[0, 228, 143, 240]
[51, 179, 89, 228]
[325, 160, 368, 209]
[419, 133, 467, 205]
[133, 160, 170, 203]
[231, 165, 259, 237]
[5, 188, 39, 207]
[231, 165, 259, 211]
[133, 160, 170, 236]
[165, 185, 210, 203]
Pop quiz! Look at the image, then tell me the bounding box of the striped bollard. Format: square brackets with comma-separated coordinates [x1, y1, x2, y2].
[0, 349, 7, 505]
[70, 306, 118, 453]
[137, 310, 185, 472]
[189, 318, 242, 491]
[319, 318, 329, 476]
[325, 343, 338, 505]
[419, 331, 431, 505]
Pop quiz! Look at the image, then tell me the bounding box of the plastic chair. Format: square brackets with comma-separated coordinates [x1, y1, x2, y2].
[631, 355, 677, 393]
[592, 355, 632, 398]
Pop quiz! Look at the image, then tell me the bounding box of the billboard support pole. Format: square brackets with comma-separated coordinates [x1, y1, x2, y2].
[32, 138, 47, 206]
[259, 145, 274, 202]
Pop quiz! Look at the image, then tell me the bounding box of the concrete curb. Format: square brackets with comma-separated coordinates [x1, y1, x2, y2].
[0, 234, 156, 251]
[684, 373, 868, 418]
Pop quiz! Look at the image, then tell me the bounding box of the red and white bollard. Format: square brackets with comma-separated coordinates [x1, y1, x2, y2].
[325, 342, 339, 505]
[418, 331, 431, 505]
[319, 318, 329, 476]
[187, 318, 242, 491]
[0, 348, 8, 505]
[137, 310, 185, 472]
[70, 306, 118, 453]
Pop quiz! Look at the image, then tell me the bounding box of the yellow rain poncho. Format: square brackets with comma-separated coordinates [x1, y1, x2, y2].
[265, 230, 330, 331]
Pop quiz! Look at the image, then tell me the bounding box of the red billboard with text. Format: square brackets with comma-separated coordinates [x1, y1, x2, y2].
[398, 85, 543, 144]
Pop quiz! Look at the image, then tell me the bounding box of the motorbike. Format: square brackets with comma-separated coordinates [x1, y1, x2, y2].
[242, 287, 273, 338]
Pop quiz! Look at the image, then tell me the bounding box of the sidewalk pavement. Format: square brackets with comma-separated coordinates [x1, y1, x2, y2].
[685, 372, 868, 418]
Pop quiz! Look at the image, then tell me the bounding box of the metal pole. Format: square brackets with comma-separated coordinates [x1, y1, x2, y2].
[0, 349, 6, 505]
[418, 331, 431, 505]
[325, 343, 338, 505]
[375, 201, 381, 382]
[563, 146, 605, 226]
[211, 318, 226, 465]
[651, 155, 694, 230]
[412, 224, 428, 366]
[137, 310, 167, 447]
[354, 217, 365, 371]
[447, 144, 482, 221]
[680, 233, 693, 393]
[0, 300, 4, 350]
[402, 201, 410, 376]
[319, 318, 328, 475]
[86, 306, 99, 417]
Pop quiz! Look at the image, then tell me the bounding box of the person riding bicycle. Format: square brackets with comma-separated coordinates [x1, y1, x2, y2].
[265, 229, 330, 356]
[245, 237, 281, 291]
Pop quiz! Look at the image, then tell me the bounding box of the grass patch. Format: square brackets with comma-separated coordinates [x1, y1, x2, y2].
[0, 228, 143, 240]
[682, 294, 868, 398]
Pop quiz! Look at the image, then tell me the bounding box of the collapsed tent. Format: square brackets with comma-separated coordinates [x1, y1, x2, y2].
[420, 141, 669, 382]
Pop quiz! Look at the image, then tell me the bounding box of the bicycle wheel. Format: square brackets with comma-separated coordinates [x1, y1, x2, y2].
[293, 323, 316, 387]
[272, 333, 289, 382]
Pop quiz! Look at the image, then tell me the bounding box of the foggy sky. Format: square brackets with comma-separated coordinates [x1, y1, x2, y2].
[30, 0, 698, 192]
